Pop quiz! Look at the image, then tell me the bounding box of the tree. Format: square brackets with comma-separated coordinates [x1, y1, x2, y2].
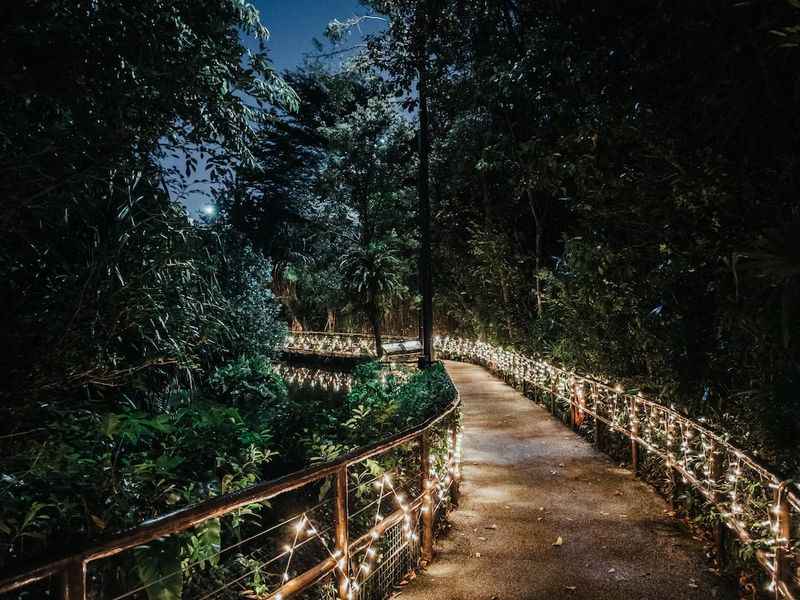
[223, 63, 372, 330]
[402, 0, 800, 474]
[0, 0, 296, 399]
[317, 93, 416, 355]
[0, 2, 298, 577]
[328, 0, 450, 364]
[341, 238, 405, 356]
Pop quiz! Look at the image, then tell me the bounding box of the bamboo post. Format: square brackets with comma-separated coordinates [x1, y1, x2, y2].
[630, 397, 639, 475]
[335, 466, 350, 600]
[709, 445, 726, 567]
[420, 433, 434, 563]
[773, 482, 791, 599]
[60, 560, 86, 600]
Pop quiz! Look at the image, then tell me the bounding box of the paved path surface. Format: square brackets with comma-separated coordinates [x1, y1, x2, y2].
[401, 361, 730, 600]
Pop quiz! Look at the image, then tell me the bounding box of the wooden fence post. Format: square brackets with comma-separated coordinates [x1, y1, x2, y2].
[60, 560, 86, 600]
[773, 482, 791, 599]
[709, 445, 726, 568]
[335, 466, 350, 600]
[420, 433, 434, 563]
[630, 398, 639, 475]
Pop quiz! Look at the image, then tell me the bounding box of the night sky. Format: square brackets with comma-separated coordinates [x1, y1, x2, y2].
[180, 0, 382, 214]
[256, 0, 379, 71]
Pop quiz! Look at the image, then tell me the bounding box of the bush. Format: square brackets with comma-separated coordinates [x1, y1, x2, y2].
[217, 234, 287, 359]
[0, 401, 276, 571]
[299, 362, 456, 459]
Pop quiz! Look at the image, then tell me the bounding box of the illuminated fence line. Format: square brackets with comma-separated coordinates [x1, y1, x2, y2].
[270, 331, 800, 597]
[0, 362, 461, 600]
[276, 364, 356, 393]
[283, 332, 406, 358]
[282, 332, 422, 360]
[433, 336, 800, 599]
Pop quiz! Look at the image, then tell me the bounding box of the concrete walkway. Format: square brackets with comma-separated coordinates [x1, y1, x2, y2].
[401, 361, 730, 600]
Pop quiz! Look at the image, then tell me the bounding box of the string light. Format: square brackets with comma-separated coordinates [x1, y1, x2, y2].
[284, 332, 385, 358]
[275, 364, 355, 393]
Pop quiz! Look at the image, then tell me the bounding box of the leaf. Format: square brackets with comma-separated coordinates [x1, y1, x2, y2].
[318, 478, 332, 503]
[192, 518, 221, 568]
[552, 536, 563, 546]
[21, 502, 52, 531]
[134, 538, 183, 600]
[101, 414, 121, 438]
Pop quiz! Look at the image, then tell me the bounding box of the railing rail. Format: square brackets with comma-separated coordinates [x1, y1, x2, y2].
[0, 359, 461, 600]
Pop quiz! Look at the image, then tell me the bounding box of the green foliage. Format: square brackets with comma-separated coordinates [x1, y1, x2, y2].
[299, 362, 455, 461]
[135, 538, 184, 600]
[186, 519, 222, 570]
[227, 67, 418, 338]
[393, 363, 457, 425]
[218, 235, 288, 359]
[0, 0, 294, 401]
[402, 0, 800, 479]
[3, 0, 799, 592]
[0, 0, 457, 594]
[1, 398, 276, 564]
[208, 355, 288, 408]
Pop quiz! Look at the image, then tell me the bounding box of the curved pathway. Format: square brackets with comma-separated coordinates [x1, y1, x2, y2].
[401, 361, 731, 600]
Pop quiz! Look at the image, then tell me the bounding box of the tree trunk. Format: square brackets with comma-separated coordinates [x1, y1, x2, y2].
[500, 277, 513, 340]
[417, 6, 434, 366]
[527, 190, 545, 315]
[368, 294, 384, 357]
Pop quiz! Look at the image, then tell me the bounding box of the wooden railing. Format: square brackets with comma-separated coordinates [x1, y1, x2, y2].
[434, 336, 800, 600]
[0, 361, 461, 600]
